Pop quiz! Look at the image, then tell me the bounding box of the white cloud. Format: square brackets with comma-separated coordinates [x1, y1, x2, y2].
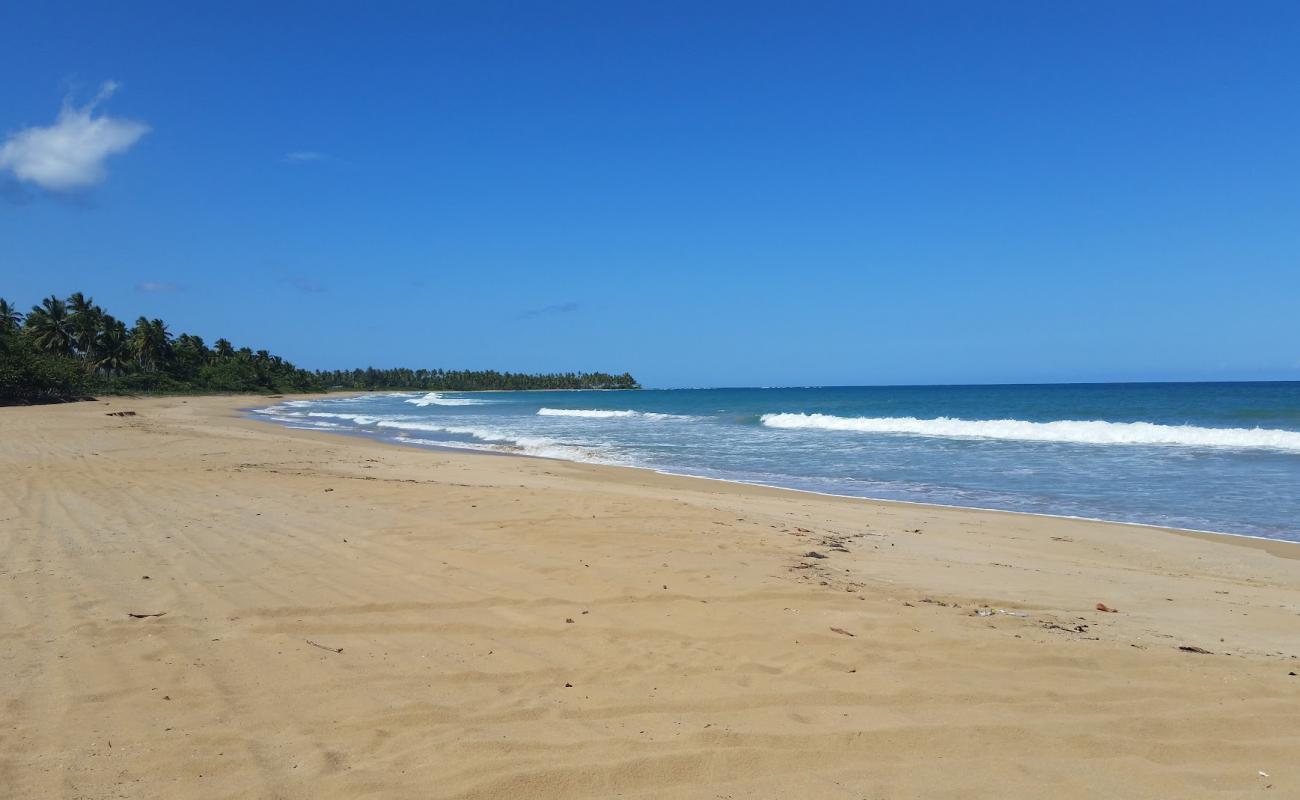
[0, 81, 149, 192]
[136, 281, 180, 293]
[284, 151, 325, 163]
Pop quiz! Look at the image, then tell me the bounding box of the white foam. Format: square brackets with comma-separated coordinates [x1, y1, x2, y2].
[306, 411, 389, 425]
[385, 423, 621, 464]
[759, 413, 1300, 452]
[373, 420, 488, 435]
[537, 408, 692, 421]
[404, 392, 488, 407]
[538, 408, 638, 418]
[396, 437, 509, 454]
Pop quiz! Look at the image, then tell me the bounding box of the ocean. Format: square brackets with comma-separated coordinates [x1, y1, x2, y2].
[253, 382, 1300, 542]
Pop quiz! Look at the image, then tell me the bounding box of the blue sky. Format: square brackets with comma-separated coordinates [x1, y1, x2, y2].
[2, 1, 1298, 388]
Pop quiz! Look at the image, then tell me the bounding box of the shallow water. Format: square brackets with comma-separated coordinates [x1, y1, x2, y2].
[254, 382, 1300, 542]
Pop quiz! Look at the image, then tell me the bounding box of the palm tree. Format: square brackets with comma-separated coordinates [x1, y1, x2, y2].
[66, 292, 105, 359]
[213, 338, 235, 361]
[150, 319, 171, 360]
[171, 333, 209, 377]
[129, 317, 151, 369]
[0, 298, 23, 333]
[129, 316, 172, 371]
[91, 317, 130, 375]
[25, 295, 75, 355]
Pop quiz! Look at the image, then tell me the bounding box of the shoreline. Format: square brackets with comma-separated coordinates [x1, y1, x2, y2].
[244, 397, 1300, 557]
[5, 394, 1299, 798]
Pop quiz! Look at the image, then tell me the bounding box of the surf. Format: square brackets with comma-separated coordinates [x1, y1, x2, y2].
[759, 413, 1300, 452]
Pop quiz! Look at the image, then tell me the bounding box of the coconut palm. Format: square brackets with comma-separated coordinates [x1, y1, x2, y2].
[3, 290, 342, 401]
[0, 298, 23, 333]
[213, 338, 235, 361]
[91, 317, 130, 376]
[129, 316, 172, 371]
[171, 333, 209, 378]
[25, 295, 75, 355]
[66, 292, 105, 359]
[67, 292, 93, 315]
[150, 319, 171, 358]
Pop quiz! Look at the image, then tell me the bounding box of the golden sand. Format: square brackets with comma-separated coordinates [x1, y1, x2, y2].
[2, 395, 1298, 798]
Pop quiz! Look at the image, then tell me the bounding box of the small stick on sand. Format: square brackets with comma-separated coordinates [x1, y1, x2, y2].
[307, 639, 343, 654]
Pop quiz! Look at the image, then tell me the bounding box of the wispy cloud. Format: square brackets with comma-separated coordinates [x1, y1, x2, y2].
[516, 301, 581, 320]
[0, 81, 149, 192]
[283, 151, 327, 164]
[136, 280, 181, 293]
[284, 276, 327, 294]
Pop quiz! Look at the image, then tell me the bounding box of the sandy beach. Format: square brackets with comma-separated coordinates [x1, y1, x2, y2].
[2, 394, 1298, 799]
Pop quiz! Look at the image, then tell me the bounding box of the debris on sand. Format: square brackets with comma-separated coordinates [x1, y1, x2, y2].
[306, 639, 343, 654]
[830, 627, 855, 637]
[803, 551, 828, 559]
[1041, 622, 1094, 638]
[127, 612, 166, 618]
[106, 411, 137, 417]
[1179, 645, 1213, 655]
[1095, 602, 1118, 613]
[976, 608, 1026, 618]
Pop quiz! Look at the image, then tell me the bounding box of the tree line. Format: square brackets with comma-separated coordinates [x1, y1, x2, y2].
[316, 368, 639, 391]
[0, 292, 638, 404]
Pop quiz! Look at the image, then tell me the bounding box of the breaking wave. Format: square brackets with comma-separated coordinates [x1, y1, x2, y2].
[404, 392, 489, 407]
[759, 413, 1300, 452]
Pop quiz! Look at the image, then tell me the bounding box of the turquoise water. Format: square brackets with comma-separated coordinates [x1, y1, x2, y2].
[254, 383, 1300, 542]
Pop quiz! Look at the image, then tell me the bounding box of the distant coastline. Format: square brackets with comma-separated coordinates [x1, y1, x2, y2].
[0, 291, 638, 405]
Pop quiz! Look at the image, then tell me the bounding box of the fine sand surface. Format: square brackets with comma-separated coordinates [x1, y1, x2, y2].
[2, 395, 1299, 799]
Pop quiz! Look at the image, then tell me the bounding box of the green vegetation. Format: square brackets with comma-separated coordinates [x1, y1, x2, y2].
[316, 368, 639, 392]
[0, 292, 639, 404]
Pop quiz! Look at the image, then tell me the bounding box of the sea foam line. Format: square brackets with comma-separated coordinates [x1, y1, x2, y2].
[404, 392, 489, 407]
[381, 423, 622, 464]
[759, 413, 1300, 452]
[537, 408, 693, 420]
